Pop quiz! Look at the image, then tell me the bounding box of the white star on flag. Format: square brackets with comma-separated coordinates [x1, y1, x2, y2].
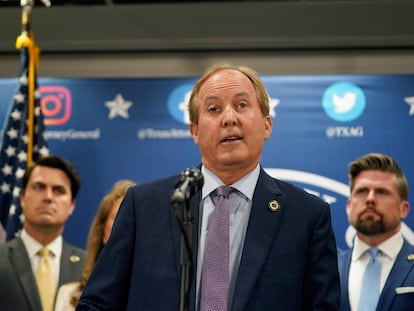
[404, 96, 414, 116]
[105, 94, 133, 119]
[13, 92, 25, 103]
[2, 165, 13, 176]
[0, 183, 10, 194]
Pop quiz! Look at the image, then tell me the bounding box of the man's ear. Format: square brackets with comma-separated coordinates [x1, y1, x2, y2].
[189, 122, 199, 145]
[400, 200, 410, 220]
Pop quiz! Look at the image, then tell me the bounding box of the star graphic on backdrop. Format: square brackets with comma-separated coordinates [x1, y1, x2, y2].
[405, 96, 414, 116]
[269, 96, 280, 118]
[105, 94, 133, 119]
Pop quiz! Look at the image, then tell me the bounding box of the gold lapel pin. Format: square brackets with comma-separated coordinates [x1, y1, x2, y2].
[69, 255, 81, 263]
[268, 200, 280, 212]
[407, 254, 414, 261]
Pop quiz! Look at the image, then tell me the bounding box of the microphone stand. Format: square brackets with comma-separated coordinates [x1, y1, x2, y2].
[171, 167, 203, 311]
[173, 197, 195, 311]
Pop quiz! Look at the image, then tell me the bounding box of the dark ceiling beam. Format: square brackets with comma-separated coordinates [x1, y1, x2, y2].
[1, 1, 414, 53]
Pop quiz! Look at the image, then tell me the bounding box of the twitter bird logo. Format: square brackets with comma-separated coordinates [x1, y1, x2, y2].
[323, 82, 366, 122]
[333, 92, 357, 113]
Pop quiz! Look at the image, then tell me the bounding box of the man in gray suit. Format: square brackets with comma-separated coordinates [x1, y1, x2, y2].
[0, 155, 86, 311]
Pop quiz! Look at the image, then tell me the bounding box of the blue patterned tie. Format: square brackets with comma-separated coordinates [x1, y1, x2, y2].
[358, 247, 382, 311]
[200, 186, 231, 311]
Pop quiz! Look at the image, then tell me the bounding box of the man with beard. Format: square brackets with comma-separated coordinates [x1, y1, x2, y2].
[338, 153, 414, 311]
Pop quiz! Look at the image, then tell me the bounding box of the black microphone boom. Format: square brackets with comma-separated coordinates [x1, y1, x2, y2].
[171, 168, 204, 204]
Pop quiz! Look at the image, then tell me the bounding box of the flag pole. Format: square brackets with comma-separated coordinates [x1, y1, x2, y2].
[0, 1, 50, 241]
[16, 0, 38, 167]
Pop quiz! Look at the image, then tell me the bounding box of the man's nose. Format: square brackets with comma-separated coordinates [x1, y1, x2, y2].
[366, 189, 376, 201]
[44, 187, 53, 199]
[222, 106, 237, 126]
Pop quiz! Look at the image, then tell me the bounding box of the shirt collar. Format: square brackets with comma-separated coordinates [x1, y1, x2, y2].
[201, 164, 260, 200]
[379, 232, 404, 259]
[21, 228, 63, 258]
[352, 231, 403, 261]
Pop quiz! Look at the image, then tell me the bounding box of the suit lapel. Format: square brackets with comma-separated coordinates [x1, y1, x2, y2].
[377, 240, 414, 311]
[231, 169, 284, 311]
[59, 241, 83, 286]
[338, 249, 352, 311]
[10, 238, 42, 310]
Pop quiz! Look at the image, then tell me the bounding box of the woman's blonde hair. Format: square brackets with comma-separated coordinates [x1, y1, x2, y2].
[70, 179, 136, 307]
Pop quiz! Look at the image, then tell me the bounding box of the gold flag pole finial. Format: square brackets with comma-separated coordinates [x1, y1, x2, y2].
[16, 0, 33, 47]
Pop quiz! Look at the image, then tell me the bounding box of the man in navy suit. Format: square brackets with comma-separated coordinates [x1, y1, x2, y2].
[338, 153, 414, 311]
[0, 155, 86, 311]
[76, 62, 340, 310]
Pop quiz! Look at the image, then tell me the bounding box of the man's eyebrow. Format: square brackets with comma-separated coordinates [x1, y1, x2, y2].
[32, 181, 67, 189]
[52, 184, 66, 188]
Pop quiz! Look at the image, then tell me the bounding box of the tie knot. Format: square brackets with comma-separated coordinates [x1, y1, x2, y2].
[368, 247, 380, 259]
[216, 185, 232, 198]
[37, 247, 50, 258]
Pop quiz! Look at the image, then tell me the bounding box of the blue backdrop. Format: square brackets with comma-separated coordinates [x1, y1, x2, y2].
[1, 74, 413, 251]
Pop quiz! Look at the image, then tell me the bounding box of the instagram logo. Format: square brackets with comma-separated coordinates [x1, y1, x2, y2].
[39, 86, 72, 126]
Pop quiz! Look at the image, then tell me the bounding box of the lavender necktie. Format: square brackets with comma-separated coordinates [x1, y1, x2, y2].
[200, 185, 231, 311]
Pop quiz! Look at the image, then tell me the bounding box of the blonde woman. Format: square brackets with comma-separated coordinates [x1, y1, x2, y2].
[54, 180, 136, 311]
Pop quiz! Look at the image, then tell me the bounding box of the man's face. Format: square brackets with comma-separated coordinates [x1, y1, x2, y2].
[346, 170, 409, 239]
[190, 69, 272, 176]
[20, 165, 75, 231]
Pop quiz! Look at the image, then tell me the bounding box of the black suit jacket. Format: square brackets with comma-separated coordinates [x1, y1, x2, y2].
[77, 167, 340, 310]
[0, 237, 86, 311]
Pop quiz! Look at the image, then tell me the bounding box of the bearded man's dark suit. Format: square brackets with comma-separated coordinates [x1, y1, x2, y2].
[0, 237, 86, 311]
[338, 239, 414, 311]
[77, 167, 340, 311]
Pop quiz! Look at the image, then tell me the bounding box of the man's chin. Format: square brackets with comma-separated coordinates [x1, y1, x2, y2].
[355, 220, 384, 236]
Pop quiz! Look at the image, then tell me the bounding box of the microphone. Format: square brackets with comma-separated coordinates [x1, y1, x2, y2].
[171, 168, 204, 204]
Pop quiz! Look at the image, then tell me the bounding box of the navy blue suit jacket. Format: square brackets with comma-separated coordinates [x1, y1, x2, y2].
[338, 239, 414, 311]
[77, 167, 340, 310]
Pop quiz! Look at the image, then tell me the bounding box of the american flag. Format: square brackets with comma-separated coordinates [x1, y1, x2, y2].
[0, 44, 49, 242]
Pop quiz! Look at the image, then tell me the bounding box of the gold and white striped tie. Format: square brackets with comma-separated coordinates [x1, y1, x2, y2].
[35, 247, 56, 311]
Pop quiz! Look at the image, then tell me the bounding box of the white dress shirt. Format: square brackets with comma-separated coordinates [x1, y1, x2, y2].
[348, 232, 403, 311]
[20, 229, 63, 287]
